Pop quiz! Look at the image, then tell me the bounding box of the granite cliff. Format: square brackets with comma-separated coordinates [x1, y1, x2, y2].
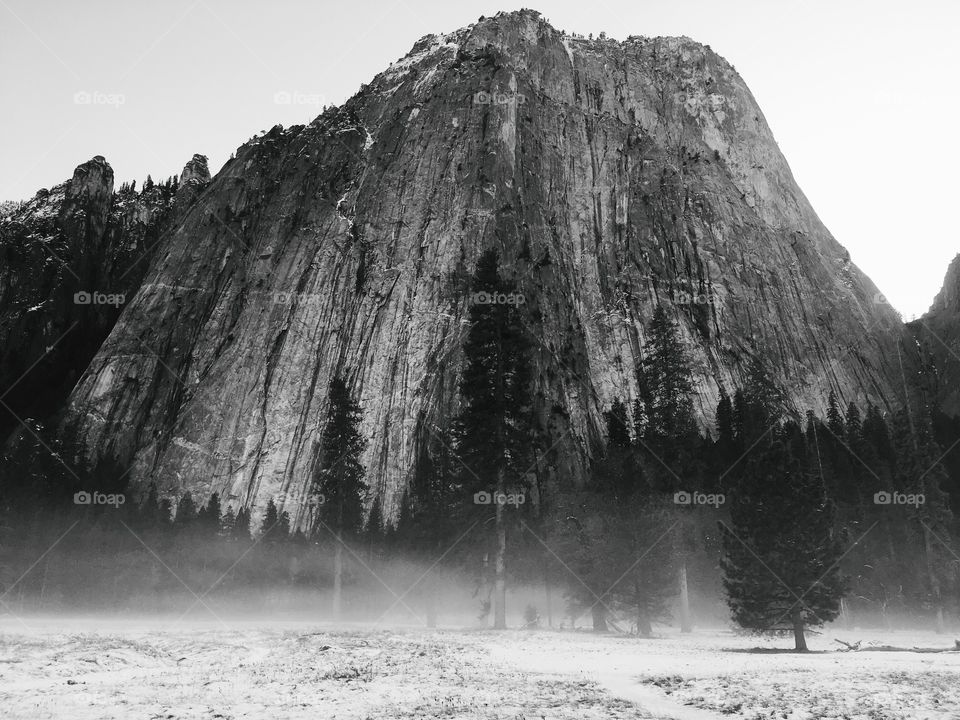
[912, 254, 960, 416]
[7, 10, 916, 524]
[0, 155, 209, 438]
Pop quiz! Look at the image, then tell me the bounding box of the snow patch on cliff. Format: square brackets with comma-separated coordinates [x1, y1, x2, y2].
[381, 35, 460, 86]
[336, 191, 357, 231]
[413, 64, 439, 94]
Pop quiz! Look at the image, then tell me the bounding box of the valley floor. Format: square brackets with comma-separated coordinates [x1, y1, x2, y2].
[0, 618, 958, 719]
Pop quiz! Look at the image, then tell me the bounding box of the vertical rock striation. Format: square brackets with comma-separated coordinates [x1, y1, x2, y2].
[60, 10, 912, 524]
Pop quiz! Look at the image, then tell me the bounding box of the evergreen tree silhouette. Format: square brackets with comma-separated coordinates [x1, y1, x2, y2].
[454, 248, 533, 629]
[721, 433, 844, 650]
[311, 374, 368, 618]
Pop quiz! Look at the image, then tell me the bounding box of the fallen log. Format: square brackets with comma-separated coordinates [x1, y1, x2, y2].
[833, 638, 959, 653]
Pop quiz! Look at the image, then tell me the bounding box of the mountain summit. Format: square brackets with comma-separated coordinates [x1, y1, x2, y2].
[49, 9, 912, 523]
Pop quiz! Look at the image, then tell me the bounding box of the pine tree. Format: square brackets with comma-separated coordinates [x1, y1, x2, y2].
[930, 409, 960, 515]
[455, 248, 533, 629]
[737, 355, 785, 443]
[633, 306, 702, 631]
[277, 510, 291, 540]
[547, 492, 618, 631]
[202, 492, 222, 536]
[845, 403, 862, 445]
[862, 403, 894, 484]
[720, 435, 844, 650]
[826, 390, 845, 439]
[232, 507, 251, 542]
[394, 422, 458, 627]
[840, 402, 872, 507]
[597, 398, 642, 498]
[891, 410, 955, 632]
[174, 492, 197, 526]
[365, 500, 384, 539]
[311, 374, 368, 618]
[363, 500, 384, 562]
[140, 482, 162, 527]
[818, 390, 854, 502]
[610, 499, 677, 636]
[261, 498, 280, 541]
[221, 505, 236, 538]
[635, 306, 699, 491]
[606, 398, 631, 448]
[714, 389, 738, 475]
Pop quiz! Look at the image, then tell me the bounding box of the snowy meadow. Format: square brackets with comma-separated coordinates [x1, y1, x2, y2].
[1, 618, 958, 719]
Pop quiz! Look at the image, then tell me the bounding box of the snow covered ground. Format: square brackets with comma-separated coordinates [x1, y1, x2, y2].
[1, 617, 958, 719]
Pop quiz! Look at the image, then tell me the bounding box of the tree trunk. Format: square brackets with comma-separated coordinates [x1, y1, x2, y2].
[636, 608, 652, 637]
[591, 603, 608, 632]
[332, 537, 343, 619]
[638, 617, 653, 637]
[923, 523, 946, 634]
[792, 607, 807, 651]
[544, 566, 554, 628]
[634, 579, 652, 636]
[478, 553, 491, 626]
[678, 562, 692, 633]
[494, 475, 507, 629]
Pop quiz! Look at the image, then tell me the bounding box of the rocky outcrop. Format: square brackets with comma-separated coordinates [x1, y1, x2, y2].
[911, 254, 960, 415]
[0, 155, 207, 436]
[61, 10, 913, 525]
[175, 154, 211, 213]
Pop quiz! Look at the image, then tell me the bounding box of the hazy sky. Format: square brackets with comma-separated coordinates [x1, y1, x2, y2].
[1, 0, 956, 318]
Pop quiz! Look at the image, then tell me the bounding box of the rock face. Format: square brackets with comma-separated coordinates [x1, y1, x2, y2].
[174, 154, 212, 214]
[912, 254, 960, 415]
[62, 10, 912, 525]
[0, 155, 207, 436]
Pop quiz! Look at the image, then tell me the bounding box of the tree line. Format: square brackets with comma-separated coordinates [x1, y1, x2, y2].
[0, 249, 958, 648]
[390, 250, 960, 648]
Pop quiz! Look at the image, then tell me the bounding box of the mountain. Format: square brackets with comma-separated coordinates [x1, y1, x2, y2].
[8, 10, 915, 525]
[912, 254, 960, 415]
[0, 155, 209, 438]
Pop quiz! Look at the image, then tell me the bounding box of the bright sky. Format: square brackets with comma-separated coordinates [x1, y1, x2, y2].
[1, 0, 956, 318]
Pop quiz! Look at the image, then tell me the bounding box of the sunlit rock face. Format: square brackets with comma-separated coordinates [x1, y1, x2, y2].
[912, 254, 960, 416]
[62, 10, 912, 525]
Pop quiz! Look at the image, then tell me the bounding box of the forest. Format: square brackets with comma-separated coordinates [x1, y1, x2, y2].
[1, 250, 958, 650]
